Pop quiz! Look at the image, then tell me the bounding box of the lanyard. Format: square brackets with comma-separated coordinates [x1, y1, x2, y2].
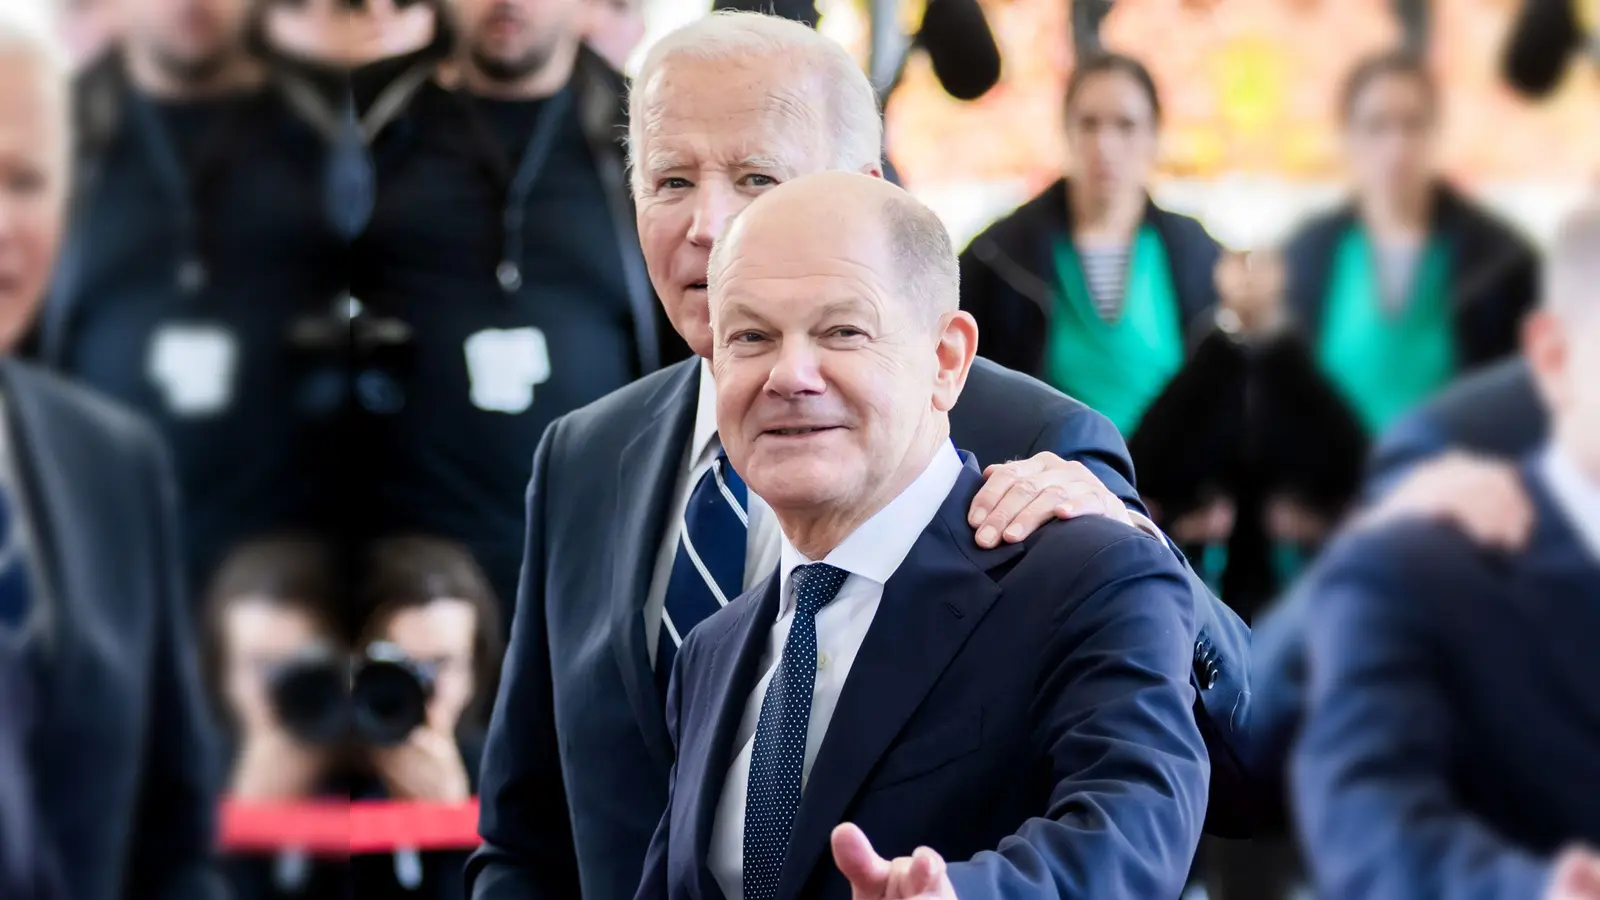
[121, 90, 252, 297]
[453, 87, 575, 295]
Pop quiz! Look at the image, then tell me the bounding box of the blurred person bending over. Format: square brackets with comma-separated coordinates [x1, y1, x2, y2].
[959, 52, 1223, 442]
[0, 9, 225, 899]
[1281, 50, 1540, 440]
[467, 14, 1254, 900]
[636, 170, 1208, 900]
[1291, 206, 1600, 900]
[39, 0, 352, 592]
[348, 0, 674, 607]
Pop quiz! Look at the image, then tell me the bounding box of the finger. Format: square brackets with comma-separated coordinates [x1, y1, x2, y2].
[1055, 483, 1123, 523]
[974, 480, 1047, 547]
[968, 465, 1024, 530]
[907, 847, 946, 894]
[996, 493, 1066, 542]
[832, 824, 890, 896]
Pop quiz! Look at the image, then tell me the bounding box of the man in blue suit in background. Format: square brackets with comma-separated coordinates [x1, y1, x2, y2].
[468, 11, 1253, 900]
[639, 170, 1207, 900]
[1291, 207, 1600, 900]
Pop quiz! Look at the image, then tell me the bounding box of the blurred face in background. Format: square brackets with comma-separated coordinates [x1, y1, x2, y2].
[1064, 68, 1159, 202]
[377, 599, 477, 734]
[0, 51, 66, 351]
[221, 596, 331, 734]
[458, 0, 583, 82]
[115, 0, 248, 82]
[581, 0, 643, 73]
[1343, 70, 1438, 203]
[263, 0, 437, 68]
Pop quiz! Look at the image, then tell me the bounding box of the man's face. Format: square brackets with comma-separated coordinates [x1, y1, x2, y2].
[1529, 310, 1600, 476]
[0, 56, 65, 352]
[458, 0, 582, 82]
[710, 212, 952, 517]
[116, 0, 246, 82]
[633, 56, 834, 359]
[263, 0, 436, 69]
[1344, 73, 1437, 199]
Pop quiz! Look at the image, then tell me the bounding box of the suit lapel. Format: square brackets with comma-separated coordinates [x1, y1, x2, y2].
[0, 362, 79, 660]
[687, 573, 781, 900]
[1515, 465, 1600, 726]
[610, 360, 701, 769]
[776, 465, 1024, 898]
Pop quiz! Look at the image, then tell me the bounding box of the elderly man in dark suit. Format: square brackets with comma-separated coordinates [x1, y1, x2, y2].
[638, 170, 1207, 900]
[0, 8, 224, 900]
[467, 11, 1253, 900]
[1291, 207, 1600, 900]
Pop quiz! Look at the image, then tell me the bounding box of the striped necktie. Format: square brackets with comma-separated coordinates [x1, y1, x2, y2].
[656, 449, 748, 690]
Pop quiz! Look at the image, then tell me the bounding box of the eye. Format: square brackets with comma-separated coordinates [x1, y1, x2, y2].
[829, 326, 866, 339]
[732, 331, 767, 344]
[743, 173, 778, 188]
[657, 176, 691, 191]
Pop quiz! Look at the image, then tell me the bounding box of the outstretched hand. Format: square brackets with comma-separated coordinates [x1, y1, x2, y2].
[832, 823, 958, 900]
[969, 453, 1131, 548]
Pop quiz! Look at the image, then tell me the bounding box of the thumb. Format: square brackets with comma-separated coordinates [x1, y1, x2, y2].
[832, 823, 890, 898]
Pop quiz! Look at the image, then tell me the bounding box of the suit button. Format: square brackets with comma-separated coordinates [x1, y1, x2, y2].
[817, 652, 830, 671]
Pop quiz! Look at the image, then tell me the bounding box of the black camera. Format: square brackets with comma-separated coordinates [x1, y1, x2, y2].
[266, 642, 437, 747]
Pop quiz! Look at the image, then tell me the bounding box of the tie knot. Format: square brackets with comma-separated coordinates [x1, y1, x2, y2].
[790, 563, 848, 618]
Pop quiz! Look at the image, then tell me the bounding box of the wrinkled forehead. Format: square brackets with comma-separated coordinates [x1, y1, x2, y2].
[635, 58, 826, 169]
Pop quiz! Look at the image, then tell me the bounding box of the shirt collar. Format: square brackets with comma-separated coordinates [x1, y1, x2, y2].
[1542, 442, 1600, 562]
[777, 440, 965, 611]
[691, 357, 720, 468]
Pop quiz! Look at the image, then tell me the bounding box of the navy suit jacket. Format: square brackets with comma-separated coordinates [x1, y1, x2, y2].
[467, 356, 1251, 900]
[638, 461, 1209, 900]
[0, 358, 224, 900]
[1291, 458, 1600, 900]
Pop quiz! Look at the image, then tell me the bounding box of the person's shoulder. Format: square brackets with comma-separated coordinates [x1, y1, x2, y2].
[964, 357, 1084, 416]
[1016, 514, 1182, 592]
[1315, 517, 1498, 604]
[1281, 203, 1354, 254]
[1, 358, 160, 455]
[963, 179, 1066, 253]
[545, 360, 698, 456]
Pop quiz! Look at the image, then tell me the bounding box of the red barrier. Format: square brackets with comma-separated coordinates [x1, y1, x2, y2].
[220, 799, 482, 855]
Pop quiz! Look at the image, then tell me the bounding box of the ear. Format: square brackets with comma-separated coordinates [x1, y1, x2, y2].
[862, 162, 885, 180]
[1522, 310, 1565, 413]
[930, 311, 978, 413]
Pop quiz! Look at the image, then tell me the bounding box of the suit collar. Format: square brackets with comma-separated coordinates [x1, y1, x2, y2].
[0, 361, 71, 658]
[610, 359, 702, 769]
[773, 459, 1025, 897]
[1538, 444, 1600, 562]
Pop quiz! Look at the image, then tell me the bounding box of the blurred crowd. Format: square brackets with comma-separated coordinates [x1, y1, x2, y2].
[0, 0, 1594, 898]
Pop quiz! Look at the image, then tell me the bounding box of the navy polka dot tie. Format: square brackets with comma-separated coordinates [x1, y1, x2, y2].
[743, 562, 849, 900]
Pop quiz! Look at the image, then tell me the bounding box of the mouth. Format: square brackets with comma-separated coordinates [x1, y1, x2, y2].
[762, 426, 842, 438]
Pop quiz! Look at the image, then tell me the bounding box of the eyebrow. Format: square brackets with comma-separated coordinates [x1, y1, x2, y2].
[719, 298, 876, 326]
[642, 151, 790, 177]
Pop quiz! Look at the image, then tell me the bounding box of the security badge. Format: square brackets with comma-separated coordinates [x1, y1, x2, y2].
[146, 324, 239, 417]
[463, 327, 551, 415]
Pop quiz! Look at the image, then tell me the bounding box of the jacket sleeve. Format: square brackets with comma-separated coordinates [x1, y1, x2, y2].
[632, 638, 687, 900]
[1292, 531, 1554, 900]
[125, 427, 228, 900]
[466, 418, 583, 900]
[945, 534, 1209, 900]
[1026, 399, 1142, 515]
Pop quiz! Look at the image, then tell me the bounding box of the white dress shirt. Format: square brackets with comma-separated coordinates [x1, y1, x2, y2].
[643, 360, 785, 666]
[707, 441, 965, 900]
[1542, 443, 1600, 562]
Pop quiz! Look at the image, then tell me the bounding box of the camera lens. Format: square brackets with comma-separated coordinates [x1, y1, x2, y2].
[352, 642, 435, 747]
[267, 646, 350, 745]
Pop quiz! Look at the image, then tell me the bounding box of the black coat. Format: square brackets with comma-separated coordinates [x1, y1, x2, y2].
[1281, 182, 1540, 373]
[958, 178, 1222, 380]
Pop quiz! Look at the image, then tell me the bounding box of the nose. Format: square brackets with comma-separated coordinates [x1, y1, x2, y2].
[765, 337, 827, 398]
[686, 181, 741, 249]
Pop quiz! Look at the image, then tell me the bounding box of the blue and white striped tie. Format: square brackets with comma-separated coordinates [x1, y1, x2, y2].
[656, 449, 748, 690]
[0, 487, 33, 634]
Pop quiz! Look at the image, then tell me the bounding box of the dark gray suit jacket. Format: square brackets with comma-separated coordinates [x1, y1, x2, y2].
[467, 356, 1253, 900]
[1, 358, 224, 900]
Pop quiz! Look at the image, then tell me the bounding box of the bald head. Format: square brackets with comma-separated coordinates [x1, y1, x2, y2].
[709, 171, 959, 328]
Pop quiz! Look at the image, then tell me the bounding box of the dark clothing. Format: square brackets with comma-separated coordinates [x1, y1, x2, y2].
[1365, 357, 1546, 499]
[0, 640, 63, 899]
[958, 178, 1221, 381]
[1293, 460, 1600, 900]
[638, 461, 1209, 900]
[43, 58, 349, 593]
[1128, 329, 1369, 619]
[350, 51, 674, 607]
[1282, 183, 1540, 376]
[1503, 0, 1585, 97]
[466, 356, 1254, 900]
[2, 358, 225, 900]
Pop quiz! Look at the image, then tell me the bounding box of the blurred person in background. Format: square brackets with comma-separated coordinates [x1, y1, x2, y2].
[205, 536, 351, 900]
[0, 6, 225, 898]
[580, 0, 643, 72]
[1291, 205, 1600, 900]
[350, 535, 503, 900]
[39, 0, 353, 594]
[959, 51, 1222, 441]
[348, 0, 677, 609]
[1281, 49, 1540, 441]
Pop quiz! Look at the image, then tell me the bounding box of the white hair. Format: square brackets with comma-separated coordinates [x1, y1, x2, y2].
[0, 0, 68, 83]
[626, 11, 882, 196]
